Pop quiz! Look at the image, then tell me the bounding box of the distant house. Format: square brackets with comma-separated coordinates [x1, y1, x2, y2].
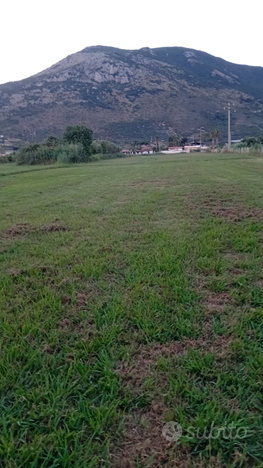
[162, 145, 208, 154]
[161, 146, 183, 153]
[135, 146, 153, 154]
[122, 146, 153, 155]
[141, 146, 153, 154]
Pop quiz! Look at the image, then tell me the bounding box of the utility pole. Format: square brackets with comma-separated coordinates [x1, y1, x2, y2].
[198, 127, 204, 149]
[228, 102, 231, 151]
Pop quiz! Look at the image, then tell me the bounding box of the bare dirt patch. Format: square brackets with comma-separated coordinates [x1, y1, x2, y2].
[8, 264, 54, 278]
[61, 294, 71, 305]
[117, 336, 233, 396]
[6, 223, 30, 237]
[8, 268, 23, 277]
[201, 199, 263, 222]
[110, 404, 187, 468]
[43, 344, 54, 354]
[204, 292, 233, 314]
[222, 250, 244, 261]
[57, 318, 70, 329]
[189, 190, 263, 223]
[57, 277, 74, 287]
[3, 222, 69, 238]
[113, 334, 233, 467]
[43, 223, 68, 232]
[76, 292, 89, 307]
[227, 267, 244, 276]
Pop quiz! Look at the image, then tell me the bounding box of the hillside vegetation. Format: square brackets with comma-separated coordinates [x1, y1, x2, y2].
[1, 46, 263, 145]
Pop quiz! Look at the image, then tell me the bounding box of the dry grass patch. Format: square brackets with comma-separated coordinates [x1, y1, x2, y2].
[189, 188, 263, 222]
[2, 222, 69, 238]
[117, 336, 233, 397]
[201, 199, 263, 222]
[110, 403, 182, 468]
[204, 292, 233, 314]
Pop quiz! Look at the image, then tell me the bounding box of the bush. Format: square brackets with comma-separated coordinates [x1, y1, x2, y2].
[16, 142, 90, 165]
[232, 142, 248, 149]
[16, 144, 57, 165]
[56, 144, 87, 163]
[0, 154, 16, 163]
[15, 128, 123, 165]
[91, 140, 121, 155]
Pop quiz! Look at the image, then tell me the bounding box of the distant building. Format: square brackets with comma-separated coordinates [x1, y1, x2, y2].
[140, 146, 153, 154]
[162, 145, 208, 154]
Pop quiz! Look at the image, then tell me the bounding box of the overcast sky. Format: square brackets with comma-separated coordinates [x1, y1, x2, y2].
[1, 0, 262, 85]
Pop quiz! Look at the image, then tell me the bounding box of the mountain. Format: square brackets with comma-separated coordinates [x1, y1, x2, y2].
[1, 45, 263, 145]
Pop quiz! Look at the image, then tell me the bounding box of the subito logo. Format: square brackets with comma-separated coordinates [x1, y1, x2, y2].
[162, 421, 182, 442]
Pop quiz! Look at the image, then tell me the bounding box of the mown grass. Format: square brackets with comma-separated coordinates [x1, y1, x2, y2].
[0, 153, 263, 467]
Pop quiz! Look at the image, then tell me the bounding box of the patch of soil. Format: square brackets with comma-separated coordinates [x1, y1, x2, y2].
[8, 268, 23, 277]
[43, 223, 68, 232]
[8, 264, 53, 278]
[57, 318, 70, 329]
[111, 404, 225, 467]
[204, 292, 232, 314]
[201, 199, 263, 222]
[57, 277, 73, 287]
[116, 349, 157, 396]
[227, 267, 245, 276]
[110, 404, 187, 468]
[190, 189, 263, 223]
[210, 335, 233, 357]
[43, 344, 54, 354]
[76, 292, 89, 307]
[6, 223, 30, 237]
[117, 335, 233, 397]
[61, 295, 71, 305]
[3, 222, 68, 238]
[222, 250, 244, 261]
[113, 334, 233, 467]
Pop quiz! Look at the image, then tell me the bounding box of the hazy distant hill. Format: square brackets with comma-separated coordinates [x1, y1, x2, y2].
[1, 45, 263, 144]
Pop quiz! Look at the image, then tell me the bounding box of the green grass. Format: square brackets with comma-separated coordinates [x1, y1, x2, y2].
[0, 153, 263, 467]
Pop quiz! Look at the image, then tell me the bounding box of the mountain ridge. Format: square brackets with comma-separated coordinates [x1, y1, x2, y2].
[1, 45, 263, 144]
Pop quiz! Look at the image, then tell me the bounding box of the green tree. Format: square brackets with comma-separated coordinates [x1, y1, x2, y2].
[209, 130, 220, 147]
[91, 140, 121, 155]
[180, 136, 187, 147]
[132, 140, 140, 154]
[169, 134, 181, 146]
[210, 130, 216, 147]
[241, 136, 258, 147]
[63, 126, 93, 156]
[45, 135, 61, 147]
[214, 129, 220, 146]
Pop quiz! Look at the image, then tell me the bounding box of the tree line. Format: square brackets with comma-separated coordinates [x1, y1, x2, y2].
[15, 126, 122, 165]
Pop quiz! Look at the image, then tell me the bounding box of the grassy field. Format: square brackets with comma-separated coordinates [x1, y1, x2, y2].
[0, 153, 263, 467]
